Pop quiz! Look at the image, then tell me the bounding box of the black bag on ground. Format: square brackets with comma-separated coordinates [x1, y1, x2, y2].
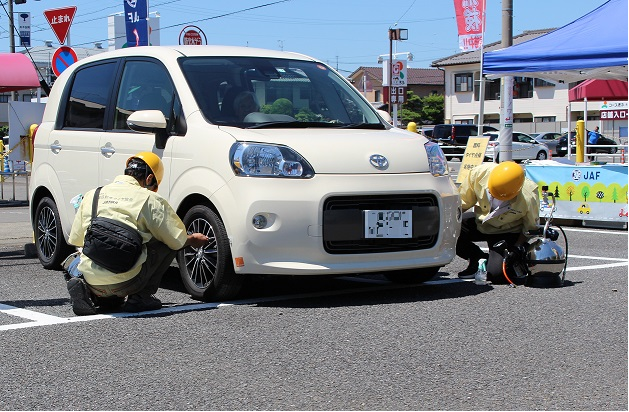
[82, 187, 143, 273]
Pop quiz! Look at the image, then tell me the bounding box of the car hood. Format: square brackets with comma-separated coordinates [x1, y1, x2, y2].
[220, 126, 432, 174]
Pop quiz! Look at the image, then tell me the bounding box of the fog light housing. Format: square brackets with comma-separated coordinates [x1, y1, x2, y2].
[252, 214, 268, 229]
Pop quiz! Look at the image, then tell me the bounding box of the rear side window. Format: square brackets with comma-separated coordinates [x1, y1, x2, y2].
[63, 62, 117, 129]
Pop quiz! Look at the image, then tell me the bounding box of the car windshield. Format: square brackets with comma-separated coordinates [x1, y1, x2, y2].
[179, 56, 385, 129]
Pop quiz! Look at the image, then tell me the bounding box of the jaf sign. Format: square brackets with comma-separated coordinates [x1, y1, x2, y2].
[179, 25, 207, 45]
[43, 6, 77, 45]
[123, 0, 149, 47]
[51, 46, 78, 77]
[453, 0, 485, 51]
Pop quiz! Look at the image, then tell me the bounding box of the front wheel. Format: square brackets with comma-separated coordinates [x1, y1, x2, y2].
[384, 266, 441, 284]
[536, 151, 548, 160]
[34, 196, 75, 269]
[177, 205, 243, 301]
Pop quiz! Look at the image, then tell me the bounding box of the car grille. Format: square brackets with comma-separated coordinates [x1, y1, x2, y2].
[322, 194, 439, 254]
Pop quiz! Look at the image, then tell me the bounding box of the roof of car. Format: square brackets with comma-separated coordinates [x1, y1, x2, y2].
[72, 45, 318, 66]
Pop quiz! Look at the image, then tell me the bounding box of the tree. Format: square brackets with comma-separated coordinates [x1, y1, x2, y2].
[420, 94, 444, 125]
[553, 185, 560, 199]
[565, 184, 575, 201]
[581, 186, 590, 202]
[596, 191, 605, 202]
[400, 91, 422, 125]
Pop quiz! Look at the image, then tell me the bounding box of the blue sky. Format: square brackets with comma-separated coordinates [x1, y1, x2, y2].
[0, 0, 609, 74]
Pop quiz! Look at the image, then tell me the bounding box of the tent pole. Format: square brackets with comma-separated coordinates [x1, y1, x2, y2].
[477, 0, 487, 135]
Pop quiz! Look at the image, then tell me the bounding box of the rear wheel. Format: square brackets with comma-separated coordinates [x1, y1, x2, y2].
[177, 205, 243, 301]
[384, 266, 441, 284]
[536, 151, 548, 160]
[610, 146, 618, 154]
[34, 196, 74, 269]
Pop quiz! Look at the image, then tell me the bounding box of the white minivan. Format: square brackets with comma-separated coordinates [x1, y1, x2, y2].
[30, 45, 461, 300]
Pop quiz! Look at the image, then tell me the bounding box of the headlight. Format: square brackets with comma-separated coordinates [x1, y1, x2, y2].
[424, 141, 448, 176]
[230, 142, 315, 178]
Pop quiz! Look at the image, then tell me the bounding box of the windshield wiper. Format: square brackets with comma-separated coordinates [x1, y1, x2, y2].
[247, 121, 385, 130]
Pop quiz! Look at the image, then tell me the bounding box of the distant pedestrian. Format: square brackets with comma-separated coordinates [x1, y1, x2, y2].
[587, 126, 600, 161]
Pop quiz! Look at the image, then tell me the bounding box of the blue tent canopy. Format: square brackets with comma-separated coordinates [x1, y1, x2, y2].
[483, 0, 628, 83]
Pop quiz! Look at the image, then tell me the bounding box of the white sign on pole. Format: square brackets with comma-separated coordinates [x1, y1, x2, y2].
[381, 59, 407, 87]
[18, 12, 31, 47]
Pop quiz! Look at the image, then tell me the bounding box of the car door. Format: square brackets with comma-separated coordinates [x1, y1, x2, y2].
[48, 60, 119, 227]
[99, 59, 175, 197]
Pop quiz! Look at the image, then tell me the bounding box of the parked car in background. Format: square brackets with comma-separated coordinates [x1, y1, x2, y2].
[483, 131, 550, 162]
[432, 124, 498, 160]
[556, 131, 619, 157]
[530, 132, 563, 156]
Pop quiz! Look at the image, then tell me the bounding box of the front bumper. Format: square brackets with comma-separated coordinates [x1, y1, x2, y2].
[211, 173, 462, 275]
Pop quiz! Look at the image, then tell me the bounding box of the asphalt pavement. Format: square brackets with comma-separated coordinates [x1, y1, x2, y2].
[0, 165, 627, 410]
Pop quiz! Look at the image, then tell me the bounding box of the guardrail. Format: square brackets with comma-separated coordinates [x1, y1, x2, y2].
[0, 170, 29, 204]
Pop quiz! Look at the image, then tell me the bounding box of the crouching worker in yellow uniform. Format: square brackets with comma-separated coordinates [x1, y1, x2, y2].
[67, 152, 209, 315]
[456, 161, 539, 280]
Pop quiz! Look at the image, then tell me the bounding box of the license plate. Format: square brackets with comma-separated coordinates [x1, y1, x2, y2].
[364, 210, 412, 238]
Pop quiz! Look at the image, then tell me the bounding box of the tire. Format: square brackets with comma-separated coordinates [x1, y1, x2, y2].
[177, 205, 243, 301]
[384, 266, 441, 284]
[536, 151, 548, 160]
[34, 196, 74, 270]
[610, 147, 618, 154]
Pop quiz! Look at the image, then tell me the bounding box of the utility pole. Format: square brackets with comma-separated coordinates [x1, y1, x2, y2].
[498, 0, 513, 162]
[8, 0, 18, 101]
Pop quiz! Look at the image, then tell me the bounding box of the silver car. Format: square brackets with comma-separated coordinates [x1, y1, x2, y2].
[530, 132, 563, 156]
[483, 132, 550, 162]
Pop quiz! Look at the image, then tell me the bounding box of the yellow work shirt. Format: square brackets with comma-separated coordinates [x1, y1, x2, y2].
[459, 163, 539, 235]
[69, 175, 188, 286]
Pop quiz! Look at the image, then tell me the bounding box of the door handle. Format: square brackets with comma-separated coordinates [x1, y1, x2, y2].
[50, 140, 61, 153]
[100, 144, 116, 156]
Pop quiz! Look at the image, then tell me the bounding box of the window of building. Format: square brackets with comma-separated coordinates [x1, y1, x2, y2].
[514, 77, 533, 99]
[0, 95, 9, 103]
[455, 73, 473, 92]
[63, 61, 118, 129]
[374, 90, 381, 101]
[534, 116, 556, 122]
[534, 78, 555, 87]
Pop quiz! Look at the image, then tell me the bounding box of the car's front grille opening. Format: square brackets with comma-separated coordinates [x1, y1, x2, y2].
[322, 194, 439, 254]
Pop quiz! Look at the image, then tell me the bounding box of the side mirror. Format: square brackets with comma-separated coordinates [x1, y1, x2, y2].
[377, 109, 392, 124]
[127, 110, 169, 150]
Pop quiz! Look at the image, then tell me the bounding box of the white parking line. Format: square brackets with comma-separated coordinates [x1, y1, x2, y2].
[1, 255, 627, 331]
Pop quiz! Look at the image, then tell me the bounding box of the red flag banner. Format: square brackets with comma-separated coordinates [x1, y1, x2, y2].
[454, 0, 485, 51]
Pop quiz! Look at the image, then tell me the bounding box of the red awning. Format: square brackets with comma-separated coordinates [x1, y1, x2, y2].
[0, 53, 40, 93]
[568, 79, 628, 102]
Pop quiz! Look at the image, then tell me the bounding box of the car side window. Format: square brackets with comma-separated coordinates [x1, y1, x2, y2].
[113, 60, 175, 130]
[63, 62, 117, 129]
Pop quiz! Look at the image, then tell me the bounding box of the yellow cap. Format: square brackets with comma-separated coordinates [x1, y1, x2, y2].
[126, 152, 164, 185]
[488, 161, 525, 201]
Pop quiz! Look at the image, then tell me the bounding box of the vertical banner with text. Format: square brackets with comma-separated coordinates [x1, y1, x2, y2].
[123, 0, 149, 47]
[453, 0, 485, 51]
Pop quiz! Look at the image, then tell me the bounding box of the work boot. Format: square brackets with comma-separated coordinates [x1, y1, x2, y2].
[67, 277, 97, 316]
[122, 294, 162, 313]
[458, 259, 479, 279]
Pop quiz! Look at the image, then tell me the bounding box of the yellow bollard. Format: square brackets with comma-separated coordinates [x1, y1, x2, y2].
[576, 120, 585, 163]
[407, 121, 417, 133]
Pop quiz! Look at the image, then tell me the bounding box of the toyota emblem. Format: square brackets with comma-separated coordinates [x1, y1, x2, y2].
[369, 154, 389, 170]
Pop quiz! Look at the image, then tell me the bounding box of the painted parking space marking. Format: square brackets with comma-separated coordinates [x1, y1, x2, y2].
[1, 255, 626, 331]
